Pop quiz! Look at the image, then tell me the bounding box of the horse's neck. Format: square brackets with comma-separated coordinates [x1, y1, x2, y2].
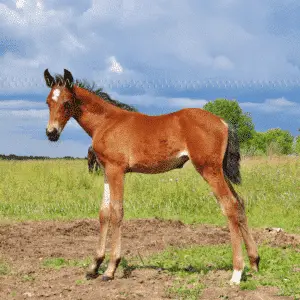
[73, 86, 119, 137]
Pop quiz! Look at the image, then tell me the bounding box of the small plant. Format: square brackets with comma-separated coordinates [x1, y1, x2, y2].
[22, 274, 35, 281]
[42, 258, 67, 269]
[0, 260, 10, 275]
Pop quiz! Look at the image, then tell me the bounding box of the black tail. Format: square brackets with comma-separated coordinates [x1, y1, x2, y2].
[223, 125, 241, 185]
[88, 145, 96, 173]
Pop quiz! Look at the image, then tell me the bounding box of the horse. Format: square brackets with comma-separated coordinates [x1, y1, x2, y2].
[87, 145, 101, 173]
[44, 69, 259, 285]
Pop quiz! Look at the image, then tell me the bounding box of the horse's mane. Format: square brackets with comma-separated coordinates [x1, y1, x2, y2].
[53, 74, 138, 112]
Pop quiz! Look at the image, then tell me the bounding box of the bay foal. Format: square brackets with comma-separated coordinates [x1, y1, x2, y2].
[44, 69, 259, 284]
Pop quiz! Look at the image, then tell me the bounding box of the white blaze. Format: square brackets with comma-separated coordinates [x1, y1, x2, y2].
[52, 89, 60, 102]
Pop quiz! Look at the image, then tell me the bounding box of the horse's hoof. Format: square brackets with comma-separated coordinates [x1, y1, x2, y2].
[229, 279, 240, 286]
[102, 275, 113, 281]
[86, 272, 99, 280]
[251, 255, 260, 272]
[230, 269, 242, 286]
[255, 255, 261, 271]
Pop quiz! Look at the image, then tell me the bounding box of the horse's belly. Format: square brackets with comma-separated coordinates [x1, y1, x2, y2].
[128, 154, 189, 174]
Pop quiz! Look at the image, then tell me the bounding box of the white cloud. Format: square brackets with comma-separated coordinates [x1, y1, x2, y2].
[109, 92, 208, 108]
[265, 98, 296, 107]
[241, 97, 300, 114]
[36, 0, 43, 9]
[168, 98, 207, 107]
[0, 103, 82, 127]
[213, 55, 234, 70]
[1, 1, 300, 94]
[0, 102, 86, 157]
[8, 109, 48, 118]
[61, 34, 87, 53]
[0, 132, 89, 157]
[16, 0, 26, 9]
[108, 56, 124, 74]
[0, 100, 45, 109]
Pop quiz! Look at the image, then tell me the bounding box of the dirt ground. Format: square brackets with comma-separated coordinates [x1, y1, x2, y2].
[0, 218, 299, 300]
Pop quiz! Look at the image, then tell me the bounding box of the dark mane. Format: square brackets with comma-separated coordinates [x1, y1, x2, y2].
[53, 74, 137, 112]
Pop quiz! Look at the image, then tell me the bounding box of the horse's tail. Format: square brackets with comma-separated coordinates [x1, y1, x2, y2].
[88, 145, 94, 154]
[223, 125, 241, 185]
[88, 145, 95, 173]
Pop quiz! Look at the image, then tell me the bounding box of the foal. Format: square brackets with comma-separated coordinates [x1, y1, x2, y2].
[44, 69, 259, 284]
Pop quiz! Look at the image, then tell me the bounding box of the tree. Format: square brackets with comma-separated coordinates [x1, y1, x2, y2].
[263, 128, 294, 155]
[247, 128, 294, 155]
[294, 136, 300, 155]
[245, 132, 266, 155]
[203, 99, 255, 145]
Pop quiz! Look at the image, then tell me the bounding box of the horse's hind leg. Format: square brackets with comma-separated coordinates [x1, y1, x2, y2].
[86, 174, 111, 279]
[226, 180, 260, 271]
[199, 165, 245, 285]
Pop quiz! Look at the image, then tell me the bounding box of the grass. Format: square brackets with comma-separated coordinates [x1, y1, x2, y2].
[0, 156, 299, 298]
[42, 257, 91, 270]
[0, 260, 10, 276]
[40, 243, 298, 299]
[0, 157, 299, 233]
[143, 244, 300, 299]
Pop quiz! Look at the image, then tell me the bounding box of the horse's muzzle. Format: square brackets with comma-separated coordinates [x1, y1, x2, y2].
[46, 128, 60, 142]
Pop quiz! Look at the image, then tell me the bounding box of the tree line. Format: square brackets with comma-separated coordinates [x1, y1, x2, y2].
[203, 99, 298, 156]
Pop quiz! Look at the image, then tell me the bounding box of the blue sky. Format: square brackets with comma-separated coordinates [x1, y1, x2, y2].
[1, 0, 300, 157]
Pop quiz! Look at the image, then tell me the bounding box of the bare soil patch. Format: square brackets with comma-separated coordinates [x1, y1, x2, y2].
[0, 218, 298, 299]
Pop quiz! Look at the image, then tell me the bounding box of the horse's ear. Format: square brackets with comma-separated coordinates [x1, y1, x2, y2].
[64, 69, 74, 90]
[44, 69, 55, 88]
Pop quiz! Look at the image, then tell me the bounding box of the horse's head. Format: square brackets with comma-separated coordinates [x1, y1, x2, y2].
[44, 69, 75, 142]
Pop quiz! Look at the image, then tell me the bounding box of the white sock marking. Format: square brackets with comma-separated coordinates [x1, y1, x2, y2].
[103, 183, 110, 207]
[230, 269, 242, 285]
[52, 89, 60, 102]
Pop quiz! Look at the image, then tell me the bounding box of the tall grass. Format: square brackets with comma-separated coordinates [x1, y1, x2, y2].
[0, 157, 299, 233]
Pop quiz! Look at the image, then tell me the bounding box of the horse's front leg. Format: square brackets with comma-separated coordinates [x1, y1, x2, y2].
[86, 173, 111, 279]
[102, 164, 125, 281]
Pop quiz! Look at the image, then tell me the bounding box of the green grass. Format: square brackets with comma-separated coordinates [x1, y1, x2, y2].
[143, 244, 300, 299]
[42, 257, 91, 270]
[0, 157, 299, 298]
[21, 274, 35, 282]
[0, 260, 10, 275]
[0, 157, 300, 232]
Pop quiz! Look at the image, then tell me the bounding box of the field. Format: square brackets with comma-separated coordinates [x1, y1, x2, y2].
[0, 157, 299, 299]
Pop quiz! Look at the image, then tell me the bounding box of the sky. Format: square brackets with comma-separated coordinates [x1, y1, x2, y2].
[1, 0, 300, 157]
